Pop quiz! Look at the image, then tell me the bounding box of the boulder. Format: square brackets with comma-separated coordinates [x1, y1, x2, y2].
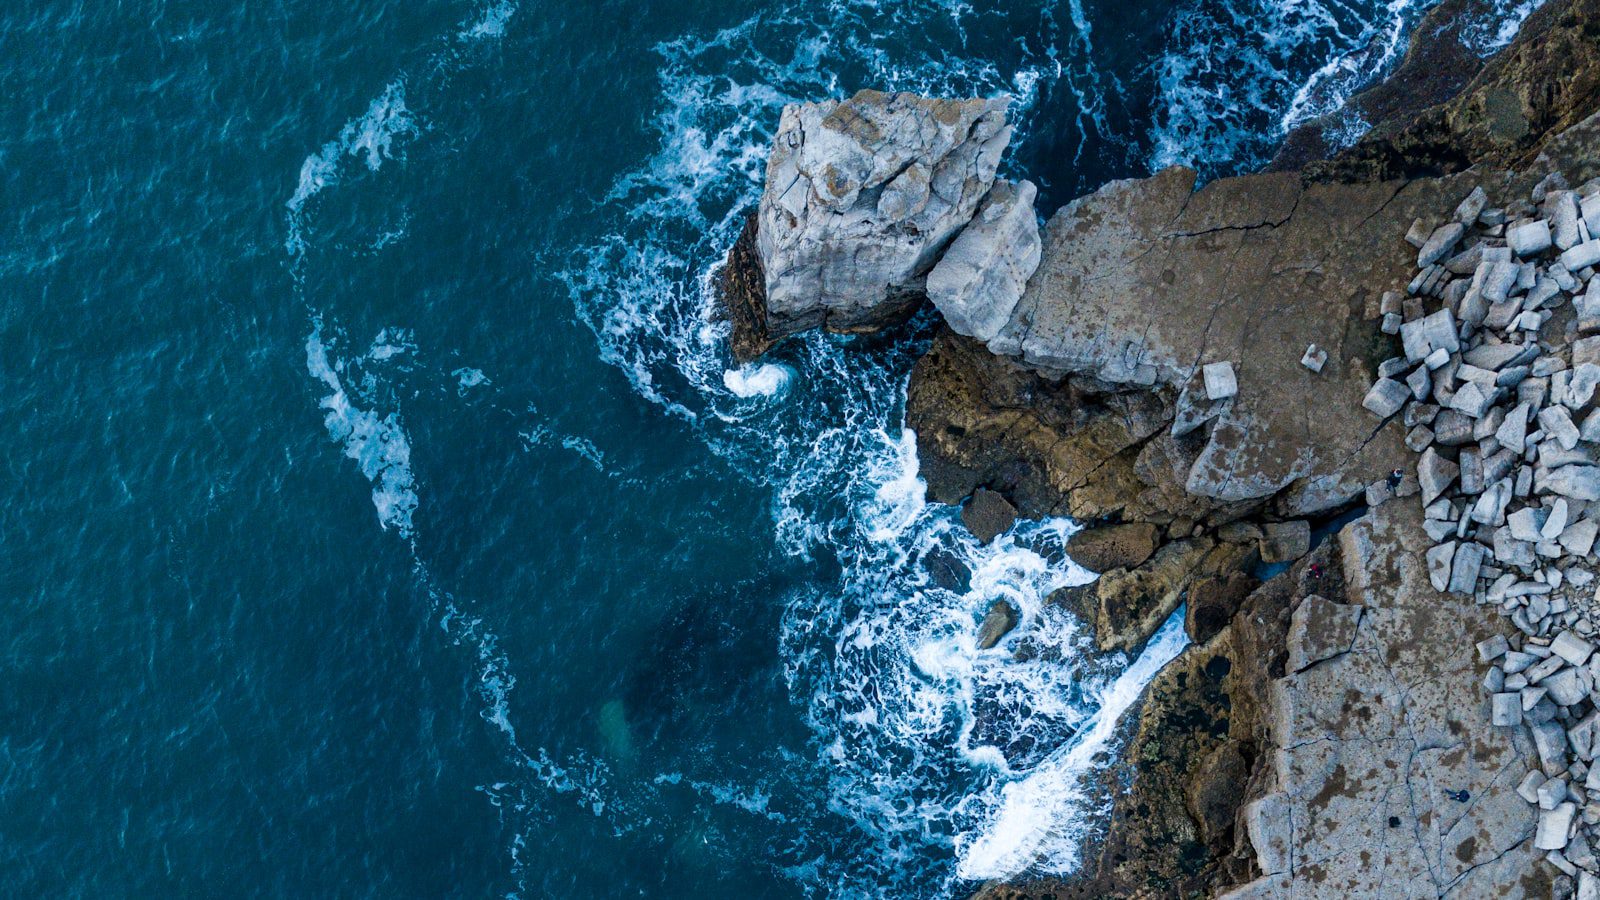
[961, 488, 1017, 544]
[753, 90, 1013, 339]
[1063, 522, 1160, 573]
[976, 599, 1020, 650]
[926, 179, 1042, 342]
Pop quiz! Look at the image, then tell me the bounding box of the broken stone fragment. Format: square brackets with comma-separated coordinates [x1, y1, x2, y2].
[1202, 361, 1238, 401]
[1258, 520, 1310, 564]
[1562, 240, 1600, 272]
[1300, 344, 1327, 373]
[1509, 507, 1551, 543]
[1533, 719, 1572, 776]
[1551, 191, 1584, 250]
[1478, 634, 1510, 662]
[1540, 466, 1600, 501]
[1418, 221, 1465, 267]
[1510, 219, 1554, 257]
[1544, 667, 1588, 706]
[925, 178, 1042, 342]
[1418, 446, 1458, 505]
[1491, 691, 1522, 726]
[1427, 541, 1457, 592]
[1456, 186, 1488, 224]
[1561, 520, 1599, 555]
[1448, 542, 1486, 594]
[1362, 378, 1409, 418]
[1497, 401, 1532, 453]
[1536, 801, 1577, 850]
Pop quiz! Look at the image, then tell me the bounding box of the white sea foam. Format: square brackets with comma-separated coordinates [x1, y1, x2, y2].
[1461, 0, 1548, 54]
[304, 321, 420, 535]
[955, 608, 1190, 879]
[283, 3, 642, 889]
[453, 367, 490, 392]
[723, 362, 793, 398]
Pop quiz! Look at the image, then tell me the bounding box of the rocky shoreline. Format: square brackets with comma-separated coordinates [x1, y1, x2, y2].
[720, 0, 1600, 895]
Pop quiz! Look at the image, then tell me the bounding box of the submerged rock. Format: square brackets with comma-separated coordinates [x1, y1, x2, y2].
[976, 599, 1020, 650]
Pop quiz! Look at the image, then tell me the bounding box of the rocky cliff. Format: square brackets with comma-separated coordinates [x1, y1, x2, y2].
[720, 0, 1600, 895]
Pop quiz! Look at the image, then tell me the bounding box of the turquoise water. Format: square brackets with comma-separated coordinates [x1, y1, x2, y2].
[1, 0, 1532, 896]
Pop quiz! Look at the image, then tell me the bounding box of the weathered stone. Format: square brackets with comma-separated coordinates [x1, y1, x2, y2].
[1427, 541, 1457, 592]
[1562, 240, 1600, 272]
[1419, 221, 1466, 266]
[1300, 344, 1327, 373]
[1561, 520, 1598, 555]
[1536, 802, 1576, 850]
[1549, 193, 1584, 251]
[1063, 523, 1160, 573]
[1510, 218, 1554, 256]
[1541, 466, 1600, 501]
[1540, 405, 1582, 451]
[926, 179, 1041, 342]
[961, 488, 1016, 544]
[1364, 378, 1410, 418]
[1497, 401, 1532, 453]
[1202, 361, 1239, 401]
[1449, 541, 1486, 594]
[1492, 691, 1523, 726]
[1259, 520, 1311, 564]
[1456, 186, 1489, 224]
[754, 90, 1012, 338]
[975, 599, 1019, 650]
[1286, 594, 1363, 672]
[1419, 447, 1459, 505]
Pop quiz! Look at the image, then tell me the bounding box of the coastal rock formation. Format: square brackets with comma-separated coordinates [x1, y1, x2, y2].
[719, 1, 1600, 895]
[724, 89, 1042, 358]
[756, 90, 1010, 336]
[927, 178, 1042, 342]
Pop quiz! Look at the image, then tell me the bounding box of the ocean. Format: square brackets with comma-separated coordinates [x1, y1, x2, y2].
[0, 0, 1540, 896]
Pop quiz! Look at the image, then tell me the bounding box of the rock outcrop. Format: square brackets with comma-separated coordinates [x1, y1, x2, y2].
[927, 178, 1042, 342]
[723, 89, 1042, 359]
[717, 1, 1600, 895]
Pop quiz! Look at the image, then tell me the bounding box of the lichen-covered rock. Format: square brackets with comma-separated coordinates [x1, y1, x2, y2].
[754, 89, 1013, 337]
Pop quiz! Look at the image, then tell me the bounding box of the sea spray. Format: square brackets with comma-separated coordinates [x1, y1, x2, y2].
[955, 608, 1191, 880]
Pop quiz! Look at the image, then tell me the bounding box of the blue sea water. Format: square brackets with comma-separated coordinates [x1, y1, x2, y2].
[0, 0, 1543, 896]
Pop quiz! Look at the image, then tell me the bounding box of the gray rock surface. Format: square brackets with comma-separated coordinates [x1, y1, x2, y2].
[1228, 500, 1540, 898]
[754, 89, 1015, 337]
[926, 178, 1042, 342]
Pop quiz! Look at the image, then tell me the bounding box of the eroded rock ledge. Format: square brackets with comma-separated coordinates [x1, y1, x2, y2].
[719, 0, 1600, 896]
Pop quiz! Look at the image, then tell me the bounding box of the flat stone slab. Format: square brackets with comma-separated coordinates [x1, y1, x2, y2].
[1232, 500, 1539, 897]
[985, 166, 1468, 507]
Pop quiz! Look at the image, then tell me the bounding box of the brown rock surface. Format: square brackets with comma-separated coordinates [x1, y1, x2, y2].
[962, 487, 1018, 544]
[1063, 522, 1161, 573]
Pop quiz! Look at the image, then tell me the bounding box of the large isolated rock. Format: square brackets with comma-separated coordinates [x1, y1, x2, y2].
[755, 90, 1013, 337]
[926, 178, 1042, 341]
